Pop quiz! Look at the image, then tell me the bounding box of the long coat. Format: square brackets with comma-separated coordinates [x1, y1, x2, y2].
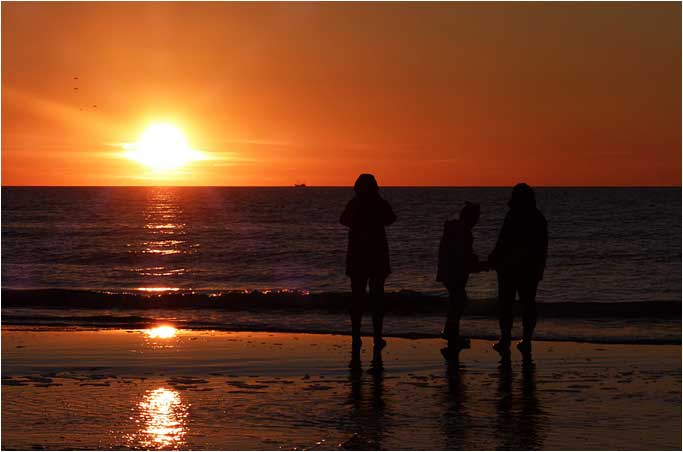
[340, 195, 396, 279]
[489, 207, 548, 281]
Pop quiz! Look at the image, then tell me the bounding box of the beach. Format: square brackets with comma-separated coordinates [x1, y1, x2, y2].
[2, 187, 680, 451]
[2, 1, 681, 450]
[2, 327, 680, 450]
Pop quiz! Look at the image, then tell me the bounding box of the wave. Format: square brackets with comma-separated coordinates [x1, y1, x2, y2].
[1, 314, 679, 345]
[2, 288, 680, 318]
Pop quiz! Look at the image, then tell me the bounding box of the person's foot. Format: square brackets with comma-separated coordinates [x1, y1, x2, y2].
[456, 337, 471, 350]
[445, 337, 470, 354]
[492, 341, 511, 356]
[516, 340, 532, 355]
[440, 347, 460, 362]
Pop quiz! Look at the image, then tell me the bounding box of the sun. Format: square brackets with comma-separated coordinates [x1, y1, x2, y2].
[124, 123, 204, 171]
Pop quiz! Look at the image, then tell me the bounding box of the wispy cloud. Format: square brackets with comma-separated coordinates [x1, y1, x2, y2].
[218, 139, 295, 147]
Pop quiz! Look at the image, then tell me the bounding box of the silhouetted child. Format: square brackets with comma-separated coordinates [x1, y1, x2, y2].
[489, 183, 548, 358]
[340, 174, 396, 370]
[437, 201, 488, 361]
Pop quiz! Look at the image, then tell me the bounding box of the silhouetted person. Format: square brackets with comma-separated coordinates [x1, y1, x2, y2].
[436, 202, 488, 362]
[489, 183, 548, 358]
[340, 174, 396, 369]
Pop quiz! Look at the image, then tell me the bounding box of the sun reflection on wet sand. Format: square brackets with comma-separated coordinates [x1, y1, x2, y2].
[145, 325, 178, 339]
[136, 387, 188, 449]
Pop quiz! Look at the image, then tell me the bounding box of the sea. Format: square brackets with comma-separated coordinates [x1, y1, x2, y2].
[2, 187, 681, 344]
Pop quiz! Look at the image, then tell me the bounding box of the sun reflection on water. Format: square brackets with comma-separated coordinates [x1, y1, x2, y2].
[137, 287, 181, 293]
[136, 387, 188, 449]
[128, 188, 196, 286]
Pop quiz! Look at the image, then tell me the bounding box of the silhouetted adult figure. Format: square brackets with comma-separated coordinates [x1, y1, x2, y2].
[436, 201, 488, 362]
[340, 174, 396, 369]
[489, 183, 548, 358]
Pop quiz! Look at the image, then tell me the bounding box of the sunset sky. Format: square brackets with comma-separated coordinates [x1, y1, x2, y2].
[2, 2, 680, 186]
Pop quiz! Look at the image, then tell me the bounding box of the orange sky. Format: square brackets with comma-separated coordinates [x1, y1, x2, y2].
[2, 2, 681, 186]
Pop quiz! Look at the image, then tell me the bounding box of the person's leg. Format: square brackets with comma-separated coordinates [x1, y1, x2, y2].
[518, 279, 539, 344]
[445, 284, 467, 350]
[497, 274, 516, 348]
[368, 277, 386, 348]
[350, 276, 367, 351]
[444, 286, 459, 346]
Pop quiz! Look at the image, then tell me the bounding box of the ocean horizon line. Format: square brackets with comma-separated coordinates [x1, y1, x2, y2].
[2, 185, 681, 189]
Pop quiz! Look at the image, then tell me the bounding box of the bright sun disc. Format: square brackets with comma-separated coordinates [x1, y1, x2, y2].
[125, 123, 203, 171]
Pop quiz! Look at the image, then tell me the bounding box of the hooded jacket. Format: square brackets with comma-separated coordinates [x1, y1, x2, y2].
[436, 218, 480, 286]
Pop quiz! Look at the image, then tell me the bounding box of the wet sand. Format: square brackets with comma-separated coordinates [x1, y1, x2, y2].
[2, 327, 680, 450]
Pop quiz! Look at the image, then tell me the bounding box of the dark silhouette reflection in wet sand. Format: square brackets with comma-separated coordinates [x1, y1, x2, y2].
[495, 358, 546, 450]
[441, 363, 470, 450]
[341, 369, 387, 450]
